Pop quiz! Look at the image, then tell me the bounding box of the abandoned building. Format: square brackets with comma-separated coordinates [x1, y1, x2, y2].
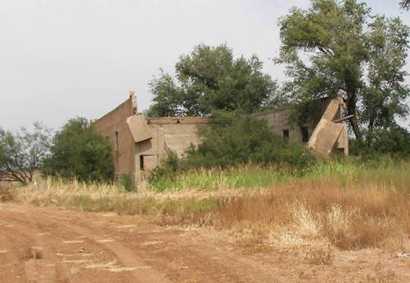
[94, 92, 349, 184]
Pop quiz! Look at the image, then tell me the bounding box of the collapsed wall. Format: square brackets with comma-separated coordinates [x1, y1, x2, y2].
[307, 97, 349, 156]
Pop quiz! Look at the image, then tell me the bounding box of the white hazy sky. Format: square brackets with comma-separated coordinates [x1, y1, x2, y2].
[1, 0, 409, 130]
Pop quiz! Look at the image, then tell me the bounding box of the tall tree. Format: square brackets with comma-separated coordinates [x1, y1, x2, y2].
[148, 44, 277, 117]
[0, 123, 51, 184]
[401, 0, 410, 9]
[279, 0, 410, 141]
[43, 118, 114, 183]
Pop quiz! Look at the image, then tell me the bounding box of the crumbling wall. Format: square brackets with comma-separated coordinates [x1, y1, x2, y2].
[307, 97, 349, 156]
[132, 117, 207, 183]
[254, 109, 314, 144]
[94, 95, 137, 180]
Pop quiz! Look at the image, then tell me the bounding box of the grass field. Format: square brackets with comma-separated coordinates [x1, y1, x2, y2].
[4, 158, 410, 258]
[150, 157, 410, 192]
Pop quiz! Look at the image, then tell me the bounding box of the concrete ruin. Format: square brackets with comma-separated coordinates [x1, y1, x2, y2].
[94, 93, 349, 184]
[254, 96, 349, 156]
[94, 93, 207, 184]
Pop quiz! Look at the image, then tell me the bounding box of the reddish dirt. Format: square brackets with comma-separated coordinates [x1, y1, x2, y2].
[1, 203, 410, 283]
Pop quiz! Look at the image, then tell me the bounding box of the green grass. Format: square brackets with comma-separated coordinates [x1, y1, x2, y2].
[149, 158, 410, 192]
[150, 165, 294, 192]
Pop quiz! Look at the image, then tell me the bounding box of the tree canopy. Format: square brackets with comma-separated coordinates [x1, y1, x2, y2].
[279, 0, 410, 142]
[0, 123, 51, 184]
[147, 44, 278, 117]
[43, 118, 114, 183]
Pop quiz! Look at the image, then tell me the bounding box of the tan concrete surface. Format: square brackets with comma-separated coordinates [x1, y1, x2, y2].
[94, 95, 137, 179]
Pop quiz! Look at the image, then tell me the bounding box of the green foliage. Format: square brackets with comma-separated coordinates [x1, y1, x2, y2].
[279, 0, 410, 142]
[0, 123, 51, 184]
[149, 112, 316, 191]
[149, 158, 410, 193]
[118, 174, 136, 192]
[351, 126, 410, 157]
[150, 165, 293, 192]
[186, 111, 314, 168]
[148, 44, 278, 117]
[149, 151, 180, 191]
[43, 118, 114, 183]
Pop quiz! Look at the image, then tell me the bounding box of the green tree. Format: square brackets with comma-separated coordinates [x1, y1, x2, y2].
[149, 111, 315, 188]
[185, 111, 314, 168]
[279, 0, 410, 142]
[43, 118, 114, 183]
[0, 123, 51, 184]
[148, 44, 278, 117]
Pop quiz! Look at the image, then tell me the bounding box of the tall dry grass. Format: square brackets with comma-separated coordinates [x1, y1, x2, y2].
[0, 183, 14, 202]
[206, 180, 410, 252]
[9, 159, 410, 254]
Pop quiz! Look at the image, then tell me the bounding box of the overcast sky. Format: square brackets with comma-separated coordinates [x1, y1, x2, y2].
[1, 0, 409, 130]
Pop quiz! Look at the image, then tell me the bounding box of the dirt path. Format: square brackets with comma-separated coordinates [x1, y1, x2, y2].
[0, 203, 277, 283]
[1, 203, 410, 283]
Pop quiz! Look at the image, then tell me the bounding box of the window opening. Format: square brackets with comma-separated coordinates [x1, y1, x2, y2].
[115, 131, 119, 151]
[283, 129, 290, 141]
[140, 155, 144, 171]
[301, 127, 309, 143]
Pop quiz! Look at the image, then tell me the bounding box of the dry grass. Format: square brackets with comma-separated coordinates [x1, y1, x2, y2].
[303, 244, 334, 265]
[11, 161, 410, 256]
[209, 182, 410, 252]
[0, 183, 15, 202]
[13, 179, 222, 225]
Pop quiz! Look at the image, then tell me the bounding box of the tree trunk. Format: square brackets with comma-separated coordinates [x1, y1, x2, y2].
[346, 92, 362, 141]
[367, 114, 376, 146]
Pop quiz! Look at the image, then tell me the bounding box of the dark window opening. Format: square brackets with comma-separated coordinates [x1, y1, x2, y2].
[140, 155, 144, 171]
[301, 127, 309, 143]
[115, 131, 119, 151]
[283, 129, 290, 141]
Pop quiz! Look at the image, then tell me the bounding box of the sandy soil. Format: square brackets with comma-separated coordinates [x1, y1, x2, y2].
[1, 203, 410, 283]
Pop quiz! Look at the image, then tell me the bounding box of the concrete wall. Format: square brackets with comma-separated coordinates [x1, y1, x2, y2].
[94, 95, 137, 180]
[134, 117, 207, 183]
[307, 97, 349, 156]
[254, 109, 315, 145]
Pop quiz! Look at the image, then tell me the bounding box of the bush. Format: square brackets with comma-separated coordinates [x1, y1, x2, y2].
[150, 111, 316, 185]
[351, 126, 410, 158]
[43, 118, 114, 183]
[185, 111, 315, 168]
[149, 151, 180, 189]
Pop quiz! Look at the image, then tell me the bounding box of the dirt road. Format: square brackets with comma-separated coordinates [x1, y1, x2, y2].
[0, 203, 278, 283]
[1, 203, 410, 283]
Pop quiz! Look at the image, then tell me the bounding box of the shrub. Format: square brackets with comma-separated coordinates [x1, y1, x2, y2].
[351, 126, 410, 158]
[43, 118, 114, 183]
[149, 111, 316, 188]
[185, 111, 315, 169]
[149, 151, 180, 191]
